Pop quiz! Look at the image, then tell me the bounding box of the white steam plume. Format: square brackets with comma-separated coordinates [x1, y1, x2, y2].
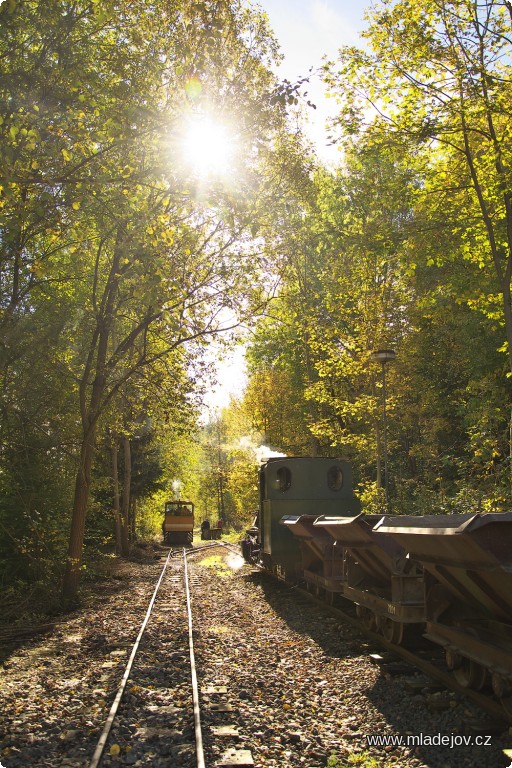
[228, 435, 286, 464]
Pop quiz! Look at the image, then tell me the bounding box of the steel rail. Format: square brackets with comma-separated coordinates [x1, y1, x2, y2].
[295, 583, 511, 724]
[87, 540, 239, 768]
[87, 549, 173, 768]
[183, 548, 206, 768]
[186, 540, 237, 555]
[244, 558, 511, 723]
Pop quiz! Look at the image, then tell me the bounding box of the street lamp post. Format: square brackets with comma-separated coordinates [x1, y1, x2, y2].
[370, 349, 396, 504]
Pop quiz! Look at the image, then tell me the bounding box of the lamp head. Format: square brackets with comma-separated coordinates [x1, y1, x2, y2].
[370, 349, 396, 364]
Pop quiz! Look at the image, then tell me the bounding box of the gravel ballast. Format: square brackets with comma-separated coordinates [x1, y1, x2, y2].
[1, 544, 511, 767]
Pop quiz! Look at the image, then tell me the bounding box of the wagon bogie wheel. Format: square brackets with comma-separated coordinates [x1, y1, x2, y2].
[453, 659, 487, 690]
[445, 649, 462, 671]
[380, 616, 404, 645]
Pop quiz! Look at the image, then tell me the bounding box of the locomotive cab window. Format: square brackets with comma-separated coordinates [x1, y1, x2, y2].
[165, 502, 193, 516]
[327, 465, 343, 491]
[276, 466, 292, 492]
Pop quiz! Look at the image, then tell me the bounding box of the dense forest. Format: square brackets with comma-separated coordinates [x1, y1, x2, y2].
[1, 0, 512, 612]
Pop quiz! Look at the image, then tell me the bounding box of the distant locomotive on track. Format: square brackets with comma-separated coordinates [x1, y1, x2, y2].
[162, 500, 194, 545]
[242, 456, 512, 717]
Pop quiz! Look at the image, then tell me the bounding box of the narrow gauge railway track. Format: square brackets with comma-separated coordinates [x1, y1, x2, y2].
[83, 540, 512, 768]
[85, 538, 510, 767]
[218, 540, 512, 731]
[88, 546, 197, 768]
[279, 576, 512, 727]
[87, 542, 252, 768]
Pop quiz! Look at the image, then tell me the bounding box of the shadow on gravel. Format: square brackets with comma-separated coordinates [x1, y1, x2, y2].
[243, 569, 511, 768]
[242, 570, 364, 659]
[364, 676, 510, 768]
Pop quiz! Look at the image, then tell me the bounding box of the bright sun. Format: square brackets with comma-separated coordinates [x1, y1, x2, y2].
[182, 117, 233, 177]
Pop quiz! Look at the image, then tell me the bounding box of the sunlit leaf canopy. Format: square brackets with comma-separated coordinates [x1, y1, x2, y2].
[0, 0, 309, 601]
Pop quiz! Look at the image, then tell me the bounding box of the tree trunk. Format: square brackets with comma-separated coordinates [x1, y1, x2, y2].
[62, 424, 97, 604]
[130, 495, 137, 540]
[121, 434, 131, 556]
[501, 279, 512, 375]
[111, 439, 122, 555]
[61, 226, 126, 603]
